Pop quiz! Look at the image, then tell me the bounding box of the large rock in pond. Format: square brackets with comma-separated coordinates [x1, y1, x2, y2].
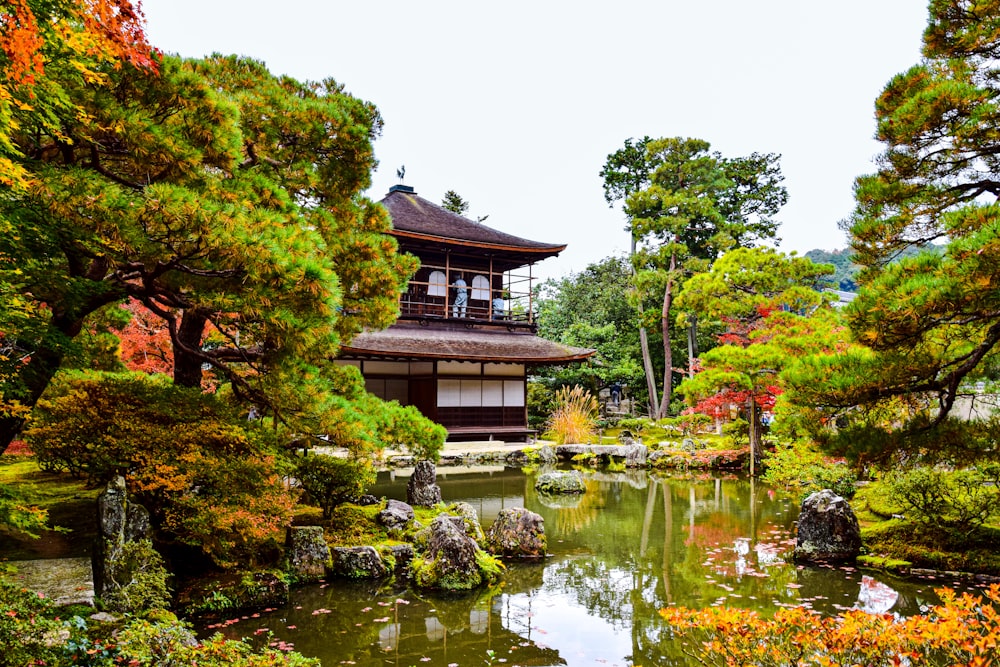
[536, 445, 558, 464]
[411, 514, 500, 590]
[407, 460, 443, 506]
[535, 470, 586, 494]
[286, 526, 330, 581]
[331, 546, 388, 579]
[624, 444, 648, 468]
[378, 499, 415, 530]
[794, 489, 862, 563]
[486, 508, 546, 558]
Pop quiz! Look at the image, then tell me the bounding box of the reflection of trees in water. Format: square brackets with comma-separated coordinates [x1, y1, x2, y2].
[543, 558, 636, 630]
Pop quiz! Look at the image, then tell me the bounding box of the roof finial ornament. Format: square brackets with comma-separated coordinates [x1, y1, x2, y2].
[396, 165, 406, 182]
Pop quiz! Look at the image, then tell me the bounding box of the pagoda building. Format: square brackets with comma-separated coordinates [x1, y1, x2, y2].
[337, 184, 594, 441]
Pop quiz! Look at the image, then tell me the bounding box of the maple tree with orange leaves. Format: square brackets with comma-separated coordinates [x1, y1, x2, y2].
[0, 0, 158, 188]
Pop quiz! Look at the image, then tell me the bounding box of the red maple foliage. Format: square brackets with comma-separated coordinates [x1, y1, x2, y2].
[115, 298, 173, 375]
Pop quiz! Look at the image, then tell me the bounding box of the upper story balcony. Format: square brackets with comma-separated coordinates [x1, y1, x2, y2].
[398, 261, 537, 330]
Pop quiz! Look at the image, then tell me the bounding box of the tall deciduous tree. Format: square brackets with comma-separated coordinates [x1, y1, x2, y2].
[790, 0, 1000, 464]
[0, 54, 424, 454]
[0, 0, 157, 188]
[600, 137, 661, 417]
[613, 137, 786, 417]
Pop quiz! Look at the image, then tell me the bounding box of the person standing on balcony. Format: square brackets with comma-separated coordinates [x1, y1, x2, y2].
[452, 273, 468, 318]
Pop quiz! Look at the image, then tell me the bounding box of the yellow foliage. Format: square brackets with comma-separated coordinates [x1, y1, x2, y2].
[546, 385, 598, 445]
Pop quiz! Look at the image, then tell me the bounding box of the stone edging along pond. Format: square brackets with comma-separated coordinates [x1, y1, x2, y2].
[382, 442, 750, 471]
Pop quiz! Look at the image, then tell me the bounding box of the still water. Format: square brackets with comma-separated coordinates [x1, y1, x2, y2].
[204, 467, 967, 666]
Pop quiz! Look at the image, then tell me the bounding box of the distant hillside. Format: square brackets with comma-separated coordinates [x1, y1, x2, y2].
[805, 245, 944, 293]
[805, 248, 859, 292]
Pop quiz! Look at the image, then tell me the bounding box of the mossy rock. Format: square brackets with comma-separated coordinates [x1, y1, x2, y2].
[330, 546, 388, 579]
[410, 515, 503, 591]
[534, 471, 585, 494]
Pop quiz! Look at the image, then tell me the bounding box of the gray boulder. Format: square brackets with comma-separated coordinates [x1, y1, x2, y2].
[536, 445, 558, 464]
[486, 508, 546, 558]
[407, 460, 443, 506]
[93, 476, 166, 612]
[285, 526, 330, 581]
[330, 546, 388, 579]
[535, 470, 586, 494]
[624, 444, 648, 468]
[794, 489, 862, 563]
[378, 499, 415, 530]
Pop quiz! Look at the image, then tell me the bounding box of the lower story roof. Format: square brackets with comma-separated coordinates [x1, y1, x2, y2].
[340, 323, 595, 365]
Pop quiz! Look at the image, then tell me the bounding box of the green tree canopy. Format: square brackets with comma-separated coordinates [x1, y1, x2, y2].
[0, 53, 428, 454]
[441, 189, 470, 214]
[789, 0, 1000, 466]
[619, 137, 787, 417]
[677, 247, 836, 470]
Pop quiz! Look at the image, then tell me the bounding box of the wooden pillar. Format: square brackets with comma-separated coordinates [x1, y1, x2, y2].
[445, 252, 451, 320]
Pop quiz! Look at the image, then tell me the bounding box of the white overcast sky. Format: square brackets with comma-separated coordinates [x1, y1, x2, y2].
[140, 1, 928, 281]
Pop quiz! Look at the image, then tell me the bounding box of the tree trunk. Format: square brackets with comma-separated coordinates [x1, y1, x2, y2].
[658, 253, 677, 418]
[632, 234, 661, 419]
[0, 313, 89, 452]
[747, 395, 762, 478]
[173, 309, 208, 388]
[687, 313, 698, 379]
[638, 323, 660, 419]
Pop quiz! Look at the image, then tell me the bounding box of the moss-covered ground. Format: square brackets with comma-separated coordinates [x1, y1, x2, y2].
[0, 455, 100, 560]
[852, 483, 1000, 575]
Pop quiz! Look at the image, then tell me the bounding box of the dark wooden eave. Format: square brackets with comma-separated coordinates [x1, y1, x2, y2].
[381, 187, 566, 264]
[341, 322, 595, 365]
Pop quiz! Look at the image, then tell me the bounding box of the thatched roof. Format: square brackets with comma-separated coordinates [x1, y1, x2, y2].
[381, 186, 565, 260]
[341, 322, 594, 365]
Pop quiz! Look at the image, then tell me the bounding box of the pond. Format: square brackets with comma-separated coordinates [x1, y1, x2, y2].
[203, 466, 974, 667]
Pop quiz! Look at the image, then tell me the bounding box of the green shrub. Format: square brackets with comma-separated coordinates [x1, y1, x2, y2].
[659, 413, 711, 437]
[376, 402, 446, 462]
[721, 418, 749, 446]
[100, 540, 171, 614]
[761, 440, 857, 500]
[885, 465, 1000, 535]
[296, 454, 376, 519]
[0, 483, 48, 538]
[616, 417, 649, 438]
[527, 382, 557, 431]
[115, 617, 320, 666]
